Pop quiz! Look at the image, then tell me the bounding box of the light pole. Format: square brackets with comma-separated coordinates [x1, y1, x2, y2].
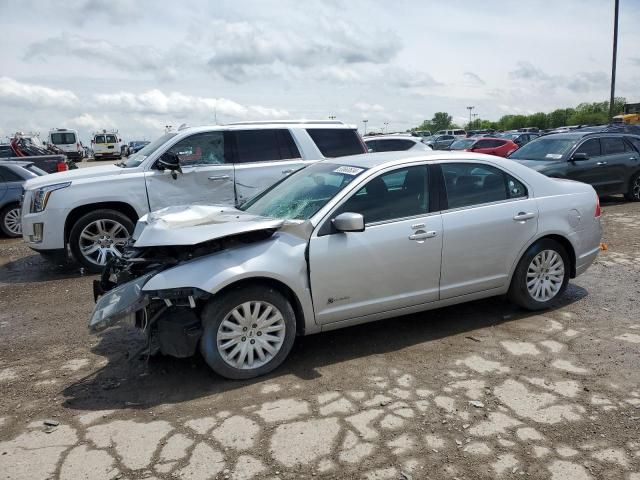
[383, 122, 389, 133]
[466, 106, 475, 127]
[363, 119, 368, 136]
[609, 0, 620, 121]
[472, 113, 478, 129]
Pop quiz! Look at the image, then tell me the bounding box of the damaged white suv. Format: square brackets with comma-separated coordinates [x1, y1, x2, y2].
[22, 121, 365, 272]
[89, 152, 601, 380]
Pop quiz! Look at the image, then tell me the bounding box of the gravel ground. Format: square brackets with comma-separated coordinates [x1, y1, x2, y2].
[0, 198, 639, 480]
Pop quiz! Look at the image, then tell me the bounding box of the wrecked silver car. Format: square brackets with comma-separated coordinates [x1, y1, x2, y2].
[90, 152, 601, 379]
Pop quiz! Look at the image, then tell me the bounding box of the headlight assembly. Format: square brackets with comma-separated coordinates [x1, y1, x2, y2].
[30, 182, 71, 213]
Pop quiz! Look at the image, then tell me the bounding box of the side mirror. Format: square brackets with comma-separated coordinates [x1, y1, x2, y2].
[571, 152, 588, 161]
[332, 212, 365, 233]
[157, 151, 182, 179]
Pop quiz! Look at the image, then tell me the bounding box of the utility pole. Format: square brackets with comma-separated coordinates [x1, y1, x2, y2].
[363, 119, 368, 136]
[466, 106, 475, 128]
[609, 0, 620, 121]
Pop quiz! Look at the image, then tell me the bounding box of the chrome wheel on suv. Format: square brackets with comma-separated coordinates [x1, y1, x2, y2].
[79, 219, 129, 266]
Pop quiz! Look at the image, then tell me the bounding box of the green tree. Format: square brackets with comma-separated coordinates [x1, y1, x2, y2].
[431, 112, 453, 132]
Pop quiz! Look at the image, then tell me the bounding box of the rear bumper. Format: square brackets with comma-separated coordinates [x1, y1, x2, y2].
[94, 151, 121, 159]
[65, 151, 82, 160]
[576, 246, 600, 277]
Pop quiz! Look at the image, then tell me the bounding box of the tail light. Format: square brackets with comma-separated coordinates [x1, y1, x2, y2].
[57, 161, 68, 172]
[595, 195, 601, 218]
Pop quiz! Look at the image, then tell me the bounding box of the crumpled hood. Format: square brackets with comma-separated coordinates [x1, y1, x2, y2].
[24, 164, 125, 190]
[132, 204, 294, 247]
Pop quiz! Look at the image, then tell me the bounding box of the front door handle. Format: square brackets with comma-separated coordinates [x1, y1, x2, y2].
[596, 161, 608, 166]
[409, 230, 437, 241]
[208, 174, 230, 181]
[282, 168, 294, 175]
[513, 212, 536, 222]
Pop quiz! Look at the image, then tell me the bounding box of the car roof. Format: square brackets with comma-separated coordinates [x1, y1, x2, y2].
[171, 121, 359, 135]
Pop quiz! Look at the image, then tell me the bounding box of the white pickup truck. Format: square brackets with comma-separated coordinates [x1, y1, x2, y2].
[22, 121, 366, 272]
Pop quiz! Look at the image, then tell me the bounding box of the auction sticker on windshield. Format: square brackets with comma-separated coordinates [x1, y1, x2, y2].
[545, 153, 563, 159]
[334, 166, 365, 175]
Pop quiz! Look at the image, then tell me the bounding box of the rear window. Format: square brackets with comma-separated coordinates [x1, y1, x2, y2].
[50, 132, 76, 144]
[105, 135, 118, 143]
[94, 135, 105, 143]
[306, 128, 365, 157]
[368, 139, 415, 152]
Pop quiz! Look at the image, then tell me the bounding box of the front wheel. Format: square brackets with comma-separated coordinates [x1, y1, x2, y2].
[508, 239, 570, 310]
[200, 285, 296, 380]
[68, 209, 134, 273]
[624, 172, 640, 202]
[0, 203, 22, 237]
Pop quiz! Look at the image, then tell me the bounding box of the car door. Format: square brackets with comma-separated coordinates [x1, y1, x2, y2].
[145, 131, 236, 211]
[230, 129, 309, 205]
[565, 138, 608, 191]
[309, 164, 442, 324]
[439, 162, 537, 299]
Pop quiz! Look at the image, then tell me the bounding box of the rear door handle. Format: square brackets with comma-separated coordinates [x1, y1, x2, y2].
[208, 174, 230, 181]
[513, 212, 536, 221]
[409, 230, 437, 240]
[596, 161, 608, 166]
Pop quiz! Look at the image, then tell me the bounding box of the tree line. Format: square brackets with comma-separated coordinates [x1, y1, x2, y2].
[412, 98, 627, 133]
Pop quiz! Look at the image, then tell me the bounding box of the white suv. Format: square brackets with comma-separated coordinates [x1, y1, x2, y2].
[22, 121, 365, 271]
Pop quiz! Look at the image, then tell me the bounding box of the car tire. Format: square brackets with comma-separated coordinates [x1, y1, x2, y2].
[0, 203, 22, 237]
[623, 171, 640, 202]
[200, 285, 296, 380]
[508, 239, 570, 311]
[69, 209, 134, 273]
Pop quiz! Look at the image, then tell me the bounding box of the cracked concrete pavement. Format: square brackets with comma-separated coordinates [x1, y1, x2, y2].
[0, 198, 639, 479]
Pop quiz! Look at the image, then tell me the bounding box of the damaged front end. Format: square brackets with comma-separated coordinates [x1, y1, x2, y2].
[88, 204, 285, 359]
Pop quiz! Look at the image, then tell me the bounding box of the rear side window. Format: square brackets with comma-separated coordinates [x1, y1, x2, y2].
[601, 137, 626, 155]
[442, 163, 526, 209]
[575, 138, 601, 157]
[306, 129, 365, 157]
[231, 129, 301, 163]
[454, 130, 466, 136]
[626, 137, 640, 152]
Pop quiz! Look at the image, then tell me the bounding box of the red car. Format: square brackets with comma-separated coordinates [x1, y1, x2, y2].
[448, 137, 519, 157]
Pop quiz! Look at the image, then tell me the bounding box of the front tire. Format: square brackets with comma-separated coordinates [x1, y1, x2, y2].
[0, 203, 22, 237]
[624, 172, 640, 202]
[200, 285, 296, 380]
[68, 209, 134, 273]
[508, 239, 570, 310]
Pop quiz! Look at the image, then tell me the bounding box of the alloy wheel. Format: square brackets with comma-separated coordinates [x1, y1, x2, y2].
[526, 249, 565, 302]
[3, 207, 22, 236]
[78, 219, 129, 266]
[216, 301, 286, 370]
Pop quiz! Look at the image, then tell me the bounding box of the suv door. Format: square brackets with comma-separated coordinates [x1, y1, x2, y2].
[565, 138, 608, 191]
[309, 165, 442, 324]
[439, 162, 537, 299]
[145, 131, 235, 211]
[230, 129, 309, 204]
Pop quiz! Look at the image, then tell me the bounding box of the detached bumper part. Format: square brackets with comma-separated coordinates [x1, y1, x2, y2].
[89, 273, 153, 332]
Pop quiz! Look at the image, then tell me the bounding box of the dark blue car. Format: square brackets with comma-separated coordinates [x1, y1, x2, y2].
[0, 161, 47, 237]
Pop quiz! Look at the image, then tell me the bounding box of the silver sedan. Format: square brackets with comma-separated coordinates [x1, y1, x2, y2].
[90, 152, 602, 379]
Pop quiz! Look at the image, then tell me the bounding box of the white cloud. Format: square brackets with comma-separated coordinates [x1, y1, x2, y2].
[68, 113, 116, 131]
[354, 102, 384, 112]
[0, 77, 79, 108]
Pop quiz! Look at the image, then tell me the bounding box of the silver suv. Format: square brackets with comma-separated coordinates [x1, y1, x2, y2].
[22, 121, 365, 272]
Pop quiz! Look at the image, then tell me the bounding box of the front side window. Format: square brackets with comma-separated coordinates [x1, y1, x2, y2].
[169, 131, 227, 166]
[442, 163, 526, 209]
[123, 133, 177, 168]
[575, 138, 601, 157]
[306, 129, 365, 157]
[232, 129, 300, 163]
[337, 165, 429, 224]
[601, 137, 626, 155]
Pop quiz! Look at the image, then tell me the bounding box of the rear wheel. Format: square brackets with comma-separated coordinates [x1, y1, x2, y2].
[508, 239, 570, 310]
[624, 172, 640, 202]
[200, 285, 296, 380]
[68, 209, 134, 273]
[0, 203, 22, 237]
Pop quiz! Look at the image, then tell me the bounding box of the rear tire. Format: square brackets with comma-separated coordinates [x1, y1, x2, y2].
[623, 172, 640, 202]
[69, 209, 134, 273]
[200, 285, 296, 380]
[0, 203, 22, 237]
[508, 239, 570, 310]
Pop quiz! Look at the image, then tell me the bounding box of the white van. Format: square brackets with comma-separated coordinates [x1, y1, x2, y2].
[48, 128, 83, 160]
[92, 130, 122, 160]
[435, 129, 466, 137]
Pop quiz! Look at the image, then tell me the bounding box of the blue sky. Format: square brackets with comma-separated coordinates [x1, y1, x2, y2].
[0, 0, 638, 141]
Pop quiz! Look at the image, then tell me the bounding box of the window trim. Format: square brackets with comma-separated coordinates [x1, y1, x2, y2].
[437, 161, 530, 213]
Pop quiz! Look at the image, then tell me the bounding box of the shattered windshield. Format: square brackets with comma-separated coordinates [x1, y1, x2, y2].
[241, 162, 367, 220]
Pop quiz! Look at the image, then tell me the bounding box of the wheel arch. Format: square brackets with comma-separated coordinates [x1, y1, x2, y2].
[210, 277, 308, 336]
[510, 233, 577, 283]
[64, 202, 139, 244]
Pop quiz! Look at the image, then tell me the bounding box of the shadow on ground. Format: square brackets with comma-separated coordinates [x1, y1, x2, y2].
[62, 283, 588, 412]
